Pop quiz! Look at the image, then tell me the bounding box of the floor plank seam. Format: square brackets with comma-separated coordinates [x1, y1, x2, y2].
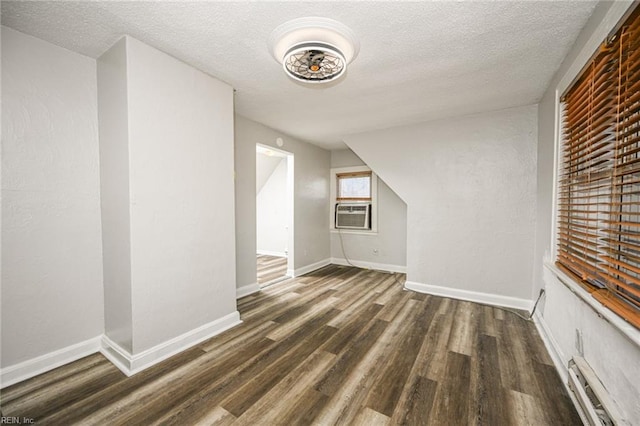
[1, 266, 582, 425]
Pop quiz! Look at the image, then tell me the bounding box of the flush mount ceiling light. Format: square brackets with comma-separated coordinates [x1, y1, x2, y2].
[268, 17, 359, 84]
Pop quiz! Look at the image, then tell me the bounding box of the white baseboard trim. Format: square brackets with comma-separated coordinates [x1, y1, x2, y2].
[532, 311, 569, 382]
[1, 336, 102, 389]
[330, 257, 406, 273]
[404, 280, 534, 312]
[257, 250, 287, 258]
[293, 258, 331, 277]
[101, 311, 241, 377]
[237, 283, 261, 299]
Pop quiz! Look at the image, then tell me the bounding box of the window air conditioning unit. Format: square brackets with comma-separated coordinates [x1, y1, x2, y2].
[335, 203, 371, 230]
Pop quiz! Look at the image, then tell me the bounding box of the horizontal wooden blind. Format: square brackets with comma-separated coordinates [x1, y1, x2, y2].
[558, 6, 640, 329]
[336, 171, 372, 178]
[336, 171, 372, 201]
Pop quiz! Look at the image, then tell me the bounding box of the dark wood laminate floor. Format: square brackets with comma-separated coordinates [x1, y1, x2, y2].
[0, 265, 581, 425]
[257, 254, 288, 286]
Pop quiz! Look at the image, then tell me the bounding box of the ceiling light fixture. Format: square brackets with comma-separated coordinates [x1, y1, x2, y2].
[268, 17, 359, 84]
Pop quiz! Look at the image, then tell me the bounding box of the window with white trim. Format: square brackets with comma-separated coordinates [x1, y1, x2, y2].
[557, 5, 640, 329]
[330, 166, 377, 233]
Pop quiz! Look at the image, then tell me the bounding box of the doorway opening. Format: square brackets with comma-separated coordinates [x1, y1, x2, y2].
[256, 144, 294, 287]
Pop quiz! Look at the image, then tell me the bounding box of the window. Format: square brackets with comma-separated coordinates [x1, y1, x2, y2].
[557, 6, 640, 328]
[330, 166, 377, 232]
[337, 171, 372, 201]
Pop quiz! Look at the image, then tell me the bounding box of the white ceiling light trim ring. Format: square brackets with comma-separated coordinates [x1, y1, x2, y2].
[269, 17, 359, 84]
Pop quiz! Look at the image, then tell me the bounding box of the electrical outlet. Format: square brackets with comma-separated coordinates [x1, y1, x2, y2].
[575, 329, 584, 356]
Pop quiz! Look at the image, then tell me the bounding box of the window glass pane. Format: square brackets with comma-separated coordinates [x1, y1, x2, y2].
[339, 176, 370, 199]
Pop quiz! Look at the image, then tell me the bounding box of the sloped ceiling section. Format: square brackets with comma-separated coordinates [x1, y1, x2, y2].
[344, 105, 538, 301]
[256, 154, 284, 194]
[1, 1, 597, 149]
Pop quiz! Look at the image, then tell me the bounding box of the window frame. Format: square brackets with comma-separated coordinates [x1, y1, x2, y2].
[330, 166, 378, 234]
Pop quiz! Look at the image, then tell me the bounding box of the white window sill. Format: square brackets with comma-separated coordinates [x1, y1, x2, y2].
[544, 261, 640, 349]
[330, 229, 378, 236]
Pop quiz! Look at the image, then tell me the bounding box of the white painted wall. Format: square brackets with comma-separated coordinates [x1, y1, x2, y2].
[1, 27, 104, 367]
[235, 119, 259, 293]
[538, 267, 640, 422]
[97, 36, 238, 357]
[97, 37, 133, 353]
[329, 149, 407, 271]
[345, 105, 537, 306]
[256, 154, 282, 193]
[235, 115, 330, 290]
[256, 157, 288, 257]
[535, 1, 640, 423]
[127, 37, 237, 353]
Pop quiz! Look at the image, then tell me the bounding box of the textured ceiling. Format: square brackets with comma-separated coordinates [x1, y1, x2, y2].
[1, 1, 597, 150]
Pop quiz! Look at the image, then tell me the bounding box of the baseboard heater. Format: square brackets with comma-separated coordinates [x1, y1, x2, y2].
[567, 357, 627, 425]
